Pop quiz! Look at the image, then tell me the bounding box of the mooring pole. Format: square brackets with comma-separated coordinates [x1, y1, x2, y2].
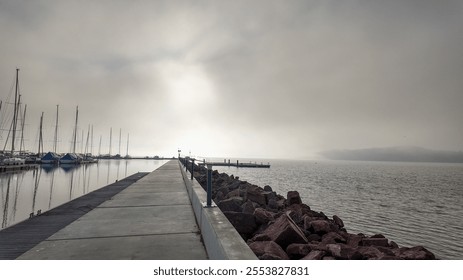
[206, 164, 213, 207]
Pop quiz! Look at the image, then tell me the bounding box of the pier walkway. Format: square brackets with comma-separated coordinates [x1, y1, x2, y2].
[14, 160, 208, 259]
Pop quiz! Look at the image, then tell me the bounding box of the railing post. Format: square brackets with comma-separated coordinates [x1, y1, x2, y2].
[206, 164, 212, 207]
[191, 159, 195, 180]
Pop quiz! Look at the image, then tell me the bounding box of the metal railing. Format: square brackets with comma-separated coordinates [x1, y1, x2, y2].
[180, 157, 214, 208]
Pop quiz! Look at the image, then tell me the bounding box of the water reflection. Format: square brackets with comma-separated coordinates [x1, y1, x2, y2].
[1, 159, 168, 230]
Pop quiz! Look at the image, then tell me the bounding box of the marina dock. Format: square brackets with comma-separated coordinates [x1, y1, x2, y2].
[198, 160, 270, 168]
[0, 164, 38, 173]
[0, 160, 256, 260]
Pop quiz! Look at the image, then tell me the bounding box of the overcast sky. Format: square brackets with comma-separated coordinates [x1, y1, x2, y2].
[1, 0, 462, 159]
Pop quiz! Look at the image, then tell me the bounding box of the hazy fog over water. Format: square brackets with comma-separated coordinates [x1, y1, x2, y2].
[1, 0, 462, 159]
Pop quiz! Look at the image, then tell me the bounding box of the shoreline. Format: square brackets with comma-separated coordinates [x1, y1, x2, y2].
[182, 158, 436, 260]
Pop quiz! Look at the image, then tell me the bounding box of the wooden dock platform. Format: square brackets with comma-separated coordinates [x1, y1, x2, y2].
[199, 162, 270, 168]
[0, 164, 38, 173]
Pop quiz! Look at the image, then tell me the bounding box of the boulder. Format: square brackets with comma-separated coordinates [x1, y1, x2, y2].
[263, 185, 273, 192]
[223, 211, 258, 236]
[242, 201, 256, 214]
[302, 250, 326, 260]
[357, 246, 385, 260]
[396, 246, 436, 260]
[332, 215, 344, 228]
[306, 233, 322, 242]
[346, 234, 364, 247]
[263, 191, 276, 203]
[254, 208, 275, 225]
[226, 188, 241, 199]
[254, 213, 308, 249]
[306, 219, 332, 234]
[321, 232, 347, 245]
[287, 204, 312, 223]
[361, 238, 390, 247]
[245, 185, 267, 206]
[249, 241, 289, 260]
[286, 243, 312, 259]
[266, 198, 279, 212]
[217, 197, 243, 212]
[326, 244, 362, 260]
[227, 180, 242, 190]
[286, 191, 302, 205]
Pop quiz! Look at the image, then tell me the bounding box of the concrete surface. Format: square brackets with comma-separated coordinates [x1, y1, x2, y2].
[18, 160, 208, 260]
[179, 162, 258, 260]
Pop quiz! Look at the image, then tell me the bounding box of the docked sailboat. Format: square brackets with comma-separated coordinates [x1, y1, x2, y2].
[1, 69, 25, 166]
[41, 105, 60, 164]
[60, 106, 80, 164]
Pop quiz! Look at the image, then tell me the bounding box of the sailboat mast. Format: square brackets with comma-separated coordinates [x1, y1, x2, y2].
[53, 105, 59, 153]
[11, 68, 20, 155]
[85, 125, 90, 155]
[109, 127, 112, 156]
[90, 125, 94, 156]
[126, 133, 129, 157]
[20, 104, 27, 154]
[72, 106, 78, 153]
[118, 128, 121, 156]
[38, 112, 44, 156]
[98, 135, 102, 156]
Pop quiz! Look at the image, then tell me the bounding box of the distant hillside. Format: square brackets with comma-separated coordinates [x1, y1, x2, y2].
[321, 146, 463, 163]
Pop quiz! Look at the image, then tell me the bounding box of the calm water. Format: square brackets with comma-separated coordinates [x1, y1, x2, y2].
[1, 159, 168, 230]
[213, 159, 463, 260]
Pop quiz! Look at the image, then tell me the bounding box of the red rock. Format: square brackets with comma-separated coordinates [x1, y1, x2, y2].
[245, 185, 267, 206]
[249, 241, 289, 260]
[223, 211, 257, 235]
[389, 240, 399, 249]
[242, 201, 256, 214]
[226, 188, 241, 199]
[256, 213, 308, 249]
[332, 215, 344, 228]
[286, 191, 302, 205]
[287, 204, 312, 223]
[326, 244, 363, 260]
[276, 198, 286, 209]
[266, 199, 279, 211]
[217, 197, 243, 212]
[263, 191, 276, 203]
[254, 208, 275, 225]
[306, 219, 332, 234]
[321, 232, 347, 244]
[361, 238, 390, 247]
[307, 233, 322, 242]
[398, 246, 436, 260]
[357, 246, 385, 260]
[286, 244, 311, 259]
[302, 250, 326, 260]
[347, 234, 364, 247]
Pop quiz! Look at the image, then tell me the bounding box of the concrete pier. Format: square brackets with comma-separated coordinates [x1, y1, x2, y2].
[15, 160, 208, 260]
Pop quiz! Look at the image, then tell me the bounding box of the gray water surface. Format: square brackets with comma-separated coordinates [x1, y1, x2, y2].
[1, 159, 168, 230]
[214, 159, 463, 260]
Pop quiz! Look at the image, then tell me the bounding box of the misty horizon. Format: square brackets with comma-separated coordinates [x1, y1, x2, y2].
[1, 1, 462, 159]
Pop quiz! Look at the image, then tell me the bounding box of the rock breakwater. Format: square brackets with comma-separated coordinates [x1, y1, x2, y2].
[183, 160, 436, 260]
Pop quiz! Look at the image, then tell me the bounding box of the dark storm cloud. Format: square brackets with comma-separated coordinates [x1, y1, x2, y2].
[1, 0, 462, 158]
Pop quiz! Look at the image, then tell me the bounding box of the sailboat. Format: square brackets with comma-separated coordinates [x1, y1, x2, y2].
[2, 69, 25, 166]
[41, 105, 60, 164]
[59, 106, 81, 164]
